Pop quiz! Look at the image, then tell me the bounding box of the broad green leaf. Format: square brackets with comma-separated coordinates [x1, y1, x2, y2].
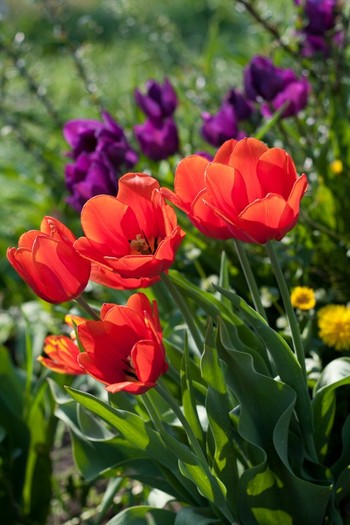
[201, 321, 240, 511]
[251, 508, 293, 525]
[174, 507, 220, 525]
[77, 404, 118, 441]
[217, 322, 332, 525]
[160, 431, 227, 508]
[216, 288, 315, 453]
[180, 339, 205, 447]
[0, 346, 25, 414]
[65, 387, 202, 504]
[331, 415, 350, 479]
[105, 505, 176, 525]
[313, 358, 350, 459]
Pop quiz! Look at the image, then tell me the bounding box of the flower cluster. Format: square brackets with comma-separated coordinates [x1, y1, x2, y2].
[7, 137, 308, 394]
[64, 111, 138, 212]
[201, 56, 310, 148]
[244, 55, 310, 118]
[134, 78, 180, 161]
[294, 0, 341, 56]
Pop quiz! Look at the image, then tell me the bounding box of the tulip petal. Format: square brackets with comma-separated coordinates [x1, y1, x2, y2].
[132, 340, 167, 383]
[173, 155, 209, 208]
[238, 194, 294, 243]
[40, 216, 77, 244]
[191, 189, 232, 239]
[287, 174, 308, 216]
[213, 139, 238, 164]
[90, 264, 159, 289]
[257, 148, 299, 199]
[77, 195, 136, 256]
[227, 137, 268, 201]
[106, 381, 155, 395]
[205, 162, 249, 215]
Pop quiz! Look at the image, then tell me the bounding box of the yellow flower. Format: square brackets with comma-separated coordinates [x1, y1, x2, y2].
[290, 286, 316, 310]
[330, 159, 343, 175]
[318, 305, 350, 351]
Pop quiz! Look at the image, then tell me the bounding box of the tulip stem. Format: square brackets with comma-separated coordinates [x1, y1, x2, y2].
[161, 272, 203, 354]
[75, 295, 99, 320]
[233, 240, 268, 322]
[265, 242, 307, 379]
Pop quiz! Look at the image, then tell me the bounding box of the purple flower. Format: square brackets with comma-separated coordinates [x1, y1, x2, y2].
[244, 56, 297, 102]
[303, 0, 337, 35]
[224, 88, 253, 121]
[294, 0, 341, 56]
[201, 103, 245, 148]
[63, 111, 138, 212]
[134, 118, 179, 161]
[134, 78, 178, 121]
[262, 77, 311, 118]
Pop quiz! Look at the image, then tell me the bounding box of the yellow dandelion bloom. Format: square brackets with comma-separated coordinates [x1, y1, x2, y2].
[290, 286, 316, 310]
[330, 159, 343, 175]
[318, 305, 350, 351]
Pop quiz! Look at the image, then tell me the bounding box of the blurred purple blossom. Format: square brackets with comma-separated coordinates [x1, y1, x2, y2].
[302, 0, 337, 35]
[201, 104, 242, 148]
[134, 78, 178, 121]
[244, 56, 297, 102]
[262, 77, 311, 118]
[224, 88, 253, 120]
[243, 55, 311, 118]
[134, 117, 179, 161]
[200, 88, 251, 148]
[63, 111, 138, 212]
[294, 0, 341, 55]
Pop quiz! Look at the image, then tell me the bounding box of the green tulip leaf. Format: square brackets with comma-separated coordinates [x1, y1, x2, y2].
[313, 358, 350, 459]
[105, 505, 176, 525]
[180, 339, 205, 447]
[218, 321, 332, 525]
[174, 507, 220, 525]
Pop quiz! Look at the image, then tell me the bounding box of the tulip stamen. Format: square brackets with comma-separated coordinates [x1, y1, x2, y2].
[129, 231, 159, 255]
[122, 357, 138, 381]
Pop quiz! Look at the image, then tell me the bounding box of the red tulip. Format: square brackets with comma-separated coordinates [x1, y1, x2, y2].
[162, 138, 307, 244]
[77, 293, 168, 394]
[74, 173, 185, 289]
[38, 334, 84, 375]
[7, 217, 91, 303]
[161, 150, 233, 240]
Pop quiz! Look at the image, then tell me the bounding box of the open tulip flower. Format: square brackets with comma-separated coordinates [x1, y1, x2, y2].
[7, 216, 91, 303]
[74, 172, 185, 289]
[76, 293, 168, 394]
[162, 137, 308, 244]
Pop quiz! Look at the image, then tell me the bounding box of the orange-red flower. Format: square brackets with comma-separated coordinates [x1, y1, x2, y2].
[38, 334, 84, 375]
[38, 314, 87, 374]
[7, 217, 91, 303]
[162, 138, 308, 244]
[74, 173, 185, 289]
[161, 153, 232, 239]
[77, 293, 168, 394]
